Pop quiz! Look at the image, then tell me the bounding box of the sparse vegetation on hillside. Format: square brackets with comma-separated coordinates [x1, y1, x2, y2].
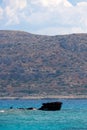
[0, 31, 87, 97]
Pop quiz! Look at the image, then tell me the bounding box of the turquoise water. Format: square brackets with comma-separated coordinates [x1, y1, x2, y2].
[0, 99, 87, 130]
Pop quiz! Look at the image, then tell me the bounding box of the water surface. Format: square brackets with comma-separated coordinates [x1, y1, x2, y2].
[0, 99, 87, 130]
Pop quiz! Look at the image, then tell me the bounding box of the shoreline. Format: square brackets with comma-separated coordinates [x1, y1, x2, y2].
[0, 95, 87, 99]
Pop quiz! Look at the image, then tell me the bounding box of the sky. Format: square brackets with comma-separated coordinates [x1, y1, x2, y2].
[0, 0, 87, 35]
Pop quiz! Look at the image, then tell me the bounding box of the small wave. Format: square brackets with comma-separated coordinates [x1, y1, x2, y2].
[0, 110, 5, 113]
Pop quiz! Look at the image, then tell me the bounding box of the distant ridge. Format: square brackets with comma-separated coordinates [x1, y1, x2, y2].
[0, 30, 87, 97]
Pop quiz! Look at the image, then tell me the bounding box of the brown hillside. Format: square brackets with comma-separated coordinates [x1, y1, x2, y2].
[0, 30, 87, 97]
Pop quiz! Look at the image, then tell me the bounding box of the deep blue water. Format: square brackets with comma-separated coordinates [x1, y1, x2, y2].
[0, 99, 87, 130]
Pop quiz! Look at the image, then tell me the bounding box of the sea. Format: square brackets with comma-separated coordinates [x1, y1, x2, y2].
[0, 98, 87, 130]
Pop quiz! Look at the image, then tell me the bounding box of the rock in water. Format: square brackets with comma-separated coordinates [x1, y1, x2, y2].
[38, 102, 62, 111]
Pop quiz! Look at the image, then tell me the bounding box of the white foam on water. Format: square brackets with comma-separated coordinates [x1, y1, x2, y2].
[0, 110, 5, 113]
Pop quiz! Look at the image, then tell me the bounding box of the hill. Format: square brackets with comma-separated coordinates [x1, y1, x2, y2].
[0, 30, 87, 97]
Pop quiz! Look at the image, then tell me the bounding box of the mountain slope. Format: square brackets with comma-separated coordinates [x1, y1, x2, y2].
[0, 30, 87, 97]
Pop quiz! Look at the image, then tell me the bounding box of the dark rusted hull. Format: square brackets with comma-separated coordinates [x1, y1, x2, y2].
[10, 102, 62, 111]
[38, 102, 62, 111]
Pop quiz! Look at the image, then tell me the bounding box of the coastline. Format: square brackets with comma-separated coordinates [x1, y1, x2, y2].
[0, 95, 87, 99]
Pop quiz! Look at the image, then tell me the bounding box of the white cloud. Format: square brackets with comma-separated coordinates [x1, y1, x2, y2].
[1, 0, 87, 35]
[29, 0, 87, 35]
[5, 6, 19, 25]
[3, 0, 27, 10]
[77, 2, 87, 7]
[28, 12, 50, 24]
[3, 0, 27, 25]
[0, 7, 3, 19]
[31, 0, 72, 8]
[34, 26, 85, 36]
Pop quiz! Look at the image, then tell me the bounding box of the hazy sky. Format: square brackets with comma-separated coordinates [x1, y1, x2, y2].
[0, 0, 87, 35]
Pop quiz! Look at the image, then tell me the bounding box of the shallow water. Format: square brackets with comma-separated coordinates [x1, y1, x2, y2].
[0, 99, 87, 130]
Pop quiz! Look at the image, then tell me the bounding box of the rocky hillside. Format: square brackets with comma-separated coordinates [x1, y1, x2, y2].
[0, 30, 87, 97]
